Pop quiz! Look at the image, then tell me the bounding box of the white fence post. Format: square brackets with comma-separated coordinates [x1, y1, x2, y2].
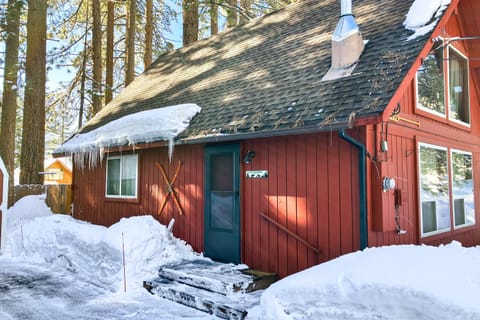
[0, 156, 9, 254]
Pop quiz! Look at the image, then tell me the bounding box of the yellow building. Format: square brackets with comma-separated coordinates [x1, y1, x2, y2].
[44, 158, 72, 185]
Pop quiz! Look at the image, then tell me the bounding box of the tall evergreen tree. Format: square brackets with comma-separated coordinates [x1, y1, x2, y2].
[125, 0, 136, 85]
[183, 0, 198, 46]
[20, 0, 48, 184]
[144, 0, 153, 69]
[210, 0, 218, 36]
[91, 0, 103, 115]
[0, 0, 23, 205]
[105, 0, 115, 104]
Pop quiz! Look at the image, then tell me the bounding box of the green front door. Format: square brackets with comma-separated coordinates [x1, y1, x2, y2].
[204, 144, 241, 264]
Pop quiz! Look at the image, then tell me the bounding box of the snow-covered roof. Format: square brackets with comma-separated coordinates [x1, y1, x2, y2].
[54, 104, 201, 167]
[403, 0, 451, 41]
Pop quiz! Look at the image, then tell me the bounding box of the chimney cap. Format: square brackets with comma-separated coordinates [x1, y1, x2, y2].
[333, 14, 360, 42]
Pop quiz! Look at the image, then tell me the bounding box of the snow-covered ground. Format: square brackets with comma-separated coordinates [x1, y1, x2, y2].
[1, 195, 480, 319]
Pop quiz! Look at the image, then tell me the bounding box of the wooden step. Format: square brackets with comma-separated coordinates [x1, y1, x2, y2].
[157, 259, 278, 295]
[143, 277, 262, 320]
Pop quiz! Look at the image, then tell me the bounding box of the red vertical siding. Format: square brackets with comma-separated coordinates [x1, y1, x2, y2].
[368, 4, 480, 247]
[72, 144, 205, 253]
[243, 132, 362, 278]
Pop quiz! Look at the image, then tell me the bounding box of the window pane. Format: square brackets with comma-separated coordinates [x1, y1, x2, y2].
[452, 151, 474, 227]
[417, 51, 445, 114]
[422, 201, 437, 233]
[121, 156, 137, 196]
[107, 159, 121, 196]
[449, 48, 469, 124]
[106, 155, 138, 198]
[419, 145, 450, 234]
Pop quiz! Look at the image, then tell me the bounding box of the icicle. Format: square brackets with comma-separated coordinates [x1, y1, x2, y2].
[168, 136, 175, 163]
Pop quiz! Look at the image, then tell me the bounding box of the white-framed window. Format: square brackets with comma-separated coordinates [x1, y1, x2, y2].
[448, 46, 470, 125]
[419, 143, 450, 235]
[451, 149, 475, 228]
[106, 154, 138, 198]
[418, 142, 475, 237]
[416, 44, 470, 126]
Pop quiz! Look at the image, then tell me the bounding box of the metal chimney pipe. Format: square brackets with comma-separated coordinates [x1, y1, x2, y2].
[341, 0, 352, 16]
[322, 0, 365, 80]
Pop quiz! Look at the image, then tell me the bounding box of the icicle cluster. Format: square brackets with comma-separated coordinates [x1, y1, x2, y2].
[54, 104, 202, 169]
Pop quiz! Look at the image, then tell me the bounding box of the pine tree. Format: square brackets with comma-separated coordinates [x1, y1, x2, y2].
[144, 0, 153, 68]
[210, 0, 218, 36]
[0, 0, 23, 205]
[20, 0, 48, 184]
[125, 0, 136, 85]
[183, 0, 198, 46]
[91, 0, 103, 115]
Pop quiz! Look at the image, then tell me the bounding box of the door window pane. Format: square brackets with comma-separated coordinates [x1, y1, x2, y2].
[449, 48, 470, 124]
[210, 153, 234, 230]
[419, 144, 450, 235]
[417, 51, 445, 115]
[210, 191, 233, 230]
[211, 154, 233, 191]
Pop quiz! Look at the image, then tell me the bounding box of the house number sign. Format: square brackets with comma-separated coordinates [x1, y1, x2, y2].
[246, 170, 269, 179]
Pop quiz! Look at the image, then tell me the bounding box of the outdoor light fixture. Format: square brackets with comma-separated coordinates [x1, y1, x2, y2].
[243, 150, 256, 164]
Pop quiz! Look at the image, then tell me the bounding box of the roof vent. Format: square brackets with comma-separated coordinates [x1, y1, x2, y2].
[323, 0, 365, 81]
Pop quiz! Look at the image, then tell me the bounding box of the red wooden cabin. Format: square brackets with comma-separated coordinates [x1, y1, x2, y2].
[55, 0, 480, 278]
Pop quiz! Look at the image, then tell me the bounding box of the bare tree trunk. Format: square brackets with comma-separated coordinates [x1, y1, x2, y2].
[91, 0, 103, 115]
[125, 0, 136, 86]
[226, 0, 238, 28]
[210, 0, 218, 36]
[105, 0, 114, 104]
[239, 0, 251, 24]
[0, 0, 23, 206]
[20, 0, 47, 185]
[144, 0, 153, 69]
[182, 0, 198, 46]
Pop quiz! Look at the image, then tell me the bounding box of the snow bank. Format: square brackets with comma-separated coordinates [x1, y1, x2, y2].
[260, 243, 480, 319]
[403, 0, 451, 41]
[54, 103, 201, 168]
[4, 195, 200, 292]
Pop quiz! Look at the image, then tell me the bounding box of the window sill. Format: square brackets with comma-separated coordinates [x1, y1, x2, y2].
[447, 118, 471, 132]
[105, 197, 140, 204]
[420, 228, 450, 239]
[414, 107, 448, 124]
[414, 108, 471, 132]
[421, 223, 477, 241]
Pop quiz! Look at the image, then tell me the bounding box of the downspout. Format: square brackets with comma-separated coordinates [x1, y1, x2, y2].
[339, 129, 368, 250]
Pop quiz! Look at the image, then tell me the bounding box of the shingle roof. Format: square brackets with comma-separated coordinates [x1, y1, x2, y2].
[78, 0, 439, 143]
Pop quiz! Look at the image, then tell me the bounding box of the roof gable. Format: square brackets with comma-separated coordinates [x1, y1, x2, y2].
[75, 0, 449, 145]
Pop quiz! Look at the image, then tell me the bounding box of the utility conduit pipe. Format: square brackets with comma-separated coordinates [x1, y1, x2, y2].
[339, 129, 368, 250]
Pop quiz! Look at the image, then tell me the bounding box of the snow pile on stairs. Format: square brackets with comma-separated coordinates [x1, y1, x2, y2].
[144, 259, 277, 319]
[3, 195, 200, 292]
